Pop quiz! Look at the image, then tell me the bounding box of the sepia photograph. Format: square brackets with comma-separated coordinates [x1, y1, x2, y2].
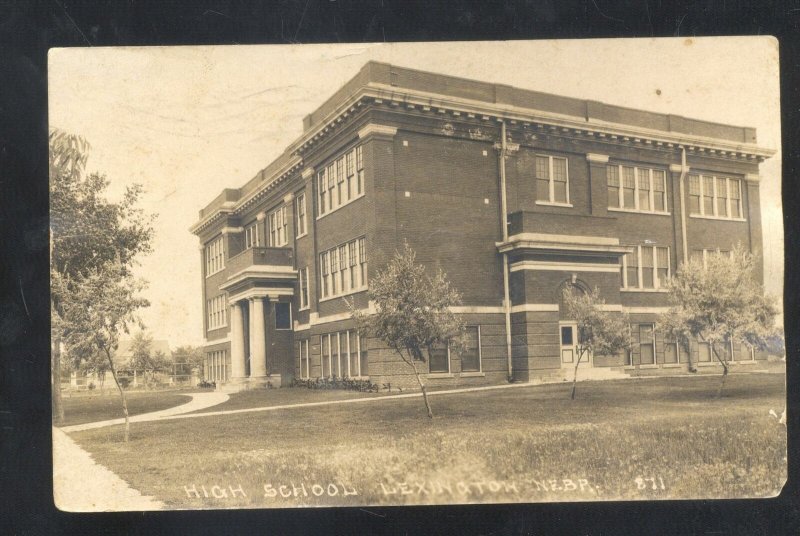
[48, 38, 785, 511]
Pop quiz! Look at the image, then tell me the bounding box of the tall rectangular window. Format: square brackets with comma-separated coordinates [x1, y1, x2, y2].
[637, 168, 651, 211]
[338, 244, 348, 293]
[730, 180, 742, 218]
[656, 247, 669, 288]
[318, 168, 327, 215]
[244, 222, 260, 249]
[460, 326, 481, 372]
[625, 249, 639, 288]
[268, 206, 288, 247]
[607, 166, 620, 208]
[702, 176, 715, 215]
[205, 236, 225, 276]
[295, 193, 307, 237]
[653, 170, 666, 212]
[299, 339, 310, 379]
[641, 247, 654, 288]
[321, 335, 330, 377]
[275, 302, 292, 330]
[206, 295, 227, 330]
[639, 324, 655, 365]
[299, 267, 309, 309]
[536, 155, 569, 205]
[429, 343, 449, 373]
[688, 175, 701, 214]
[330, 247, 339, 295]
[356, 145, 364, 195]
[320, 251, 329, 299]
[716, 177, 728, 217]
[617, 166, 634, 209]
[698, 341, 712, 362]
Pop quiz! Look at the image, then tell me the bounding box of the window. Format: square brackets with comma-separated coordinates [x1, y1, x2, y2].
[299, 267, 309, 310]
[319, 330, 366, 378]
[429, 343, 450, 373]
[206, 295, 227, 331]
[205, 236, 225, 276]
[205, 350, 228, 382]
[698, 341, 712, 362]
[691, 248, 733, 269]
[638, 324, 655, 365]
[275, 302, 291, 330]
[268, 205, 289, 247]
[317, 145, 365, 217]
[244, 222, 260, 249]
[459, 326, 481, 372]
[687, 174, 744, 220]
[319, 237, 367, 300]
[621, 245, 670, 290]
[535, 155, 570, 205]
[295, 193, 307, 238]
[298, 340, 310, 379]
[607, 164, 669, 213]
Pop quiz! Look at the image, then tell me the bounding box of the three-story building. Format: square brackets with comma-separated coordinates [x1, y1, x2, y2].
[190, 61, 774, 390]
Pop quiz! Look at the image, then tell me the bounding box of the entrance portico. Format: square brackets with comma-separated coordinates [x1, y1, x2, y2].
[219, 245, 297, 391]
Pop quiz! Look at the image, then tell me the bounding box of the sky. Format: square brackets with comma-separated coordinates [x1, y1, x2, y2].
[48, 38, 782, 347]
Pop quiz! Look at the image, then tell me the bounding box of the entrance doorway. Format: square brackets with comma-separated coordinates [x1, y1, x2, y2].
[559, 322, 591, 367]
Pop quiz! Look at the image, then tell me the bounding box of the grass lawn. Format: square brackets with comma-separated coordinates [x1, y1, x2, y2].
[59, 390, 194, 426]
[69, 373, 787, 508]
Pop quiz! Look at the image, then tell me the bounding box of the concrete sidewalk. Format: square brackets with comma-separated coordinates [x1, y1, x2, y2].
[53, 426, 165, 511]
[60, 391, 230, 433]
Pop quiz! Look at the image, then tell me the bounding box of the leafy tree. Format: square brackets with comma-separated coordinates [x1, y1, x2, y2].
[54, 261, 149, 441]
[78, 350, 110, 393]
[50, 128, 154, 427]
[660, 246, 779, 397]
[173, 345, 205, 381]
[561, 285, 632, 400]
[350, 243, 465, 418]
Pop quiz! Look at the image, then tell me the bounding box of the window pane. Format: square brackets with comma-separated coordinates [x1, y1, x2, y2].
[552, 157, 567, 181]
[429, 344, 449, 373]
[622, 167, 635, 208]
[640, 324, 654, 364]
[537, 179, 550, 201]
[553, 180, 567, 203]
[275, 302, 291, 330]
[637, 168, 650, 210]
[698, 342, 711, 362]
[626, 250, 639, 288]
[535, 156, 549, 179]
[461, 327, 481, 372]
[653, 170, 666, 211]
[561, 326, 573, 345]
[716, 177, 728, 216]
[688, 175, 700, 214]
[703, 176, 714, 214]
[664, 343, 678, 364]
[641, 247, 654, 288]
[730, 179, 741, 218]
[656, 247, 669, 287]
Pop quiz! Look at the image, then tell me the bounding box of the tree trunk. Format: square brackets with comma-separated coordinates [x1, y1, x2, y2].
[105, 347, 130, 442]
[683, 336, 697, 373]
[52, 336, 64, 425]
[570, 348, 585, 400]
[409, 357, 434, 419]
[712, 343, 728, 398]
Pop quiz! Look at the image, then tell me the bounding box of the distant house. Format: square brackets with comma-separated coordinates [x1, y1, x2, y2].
[69, 339, 173, 389]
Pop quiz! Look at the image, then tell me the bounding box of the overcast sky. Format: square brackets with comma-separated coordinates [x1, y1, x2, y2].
[49, 38, 782, 347]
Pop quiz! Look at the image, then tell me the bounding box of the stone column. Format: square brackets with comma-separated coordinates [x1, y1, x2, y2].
[249, 297, 268, 381]
[230, 301, 246, 380]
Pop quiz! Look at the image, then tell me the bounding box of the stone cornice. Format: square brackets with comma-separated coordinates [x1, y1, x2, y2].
[744, 173, 761, 183]
[357, 123, 398, 139]
[586, 153, 609, 164]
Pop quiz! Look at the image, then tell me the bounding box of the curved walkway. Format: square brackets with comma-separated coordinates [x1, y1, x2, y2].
[60, 391, 230, 433]
[54, 392, 231, 512]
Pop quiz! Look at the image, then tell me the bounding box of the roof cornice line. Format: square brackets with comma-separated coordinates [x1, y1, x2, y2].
[362, 83, 775, 158]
